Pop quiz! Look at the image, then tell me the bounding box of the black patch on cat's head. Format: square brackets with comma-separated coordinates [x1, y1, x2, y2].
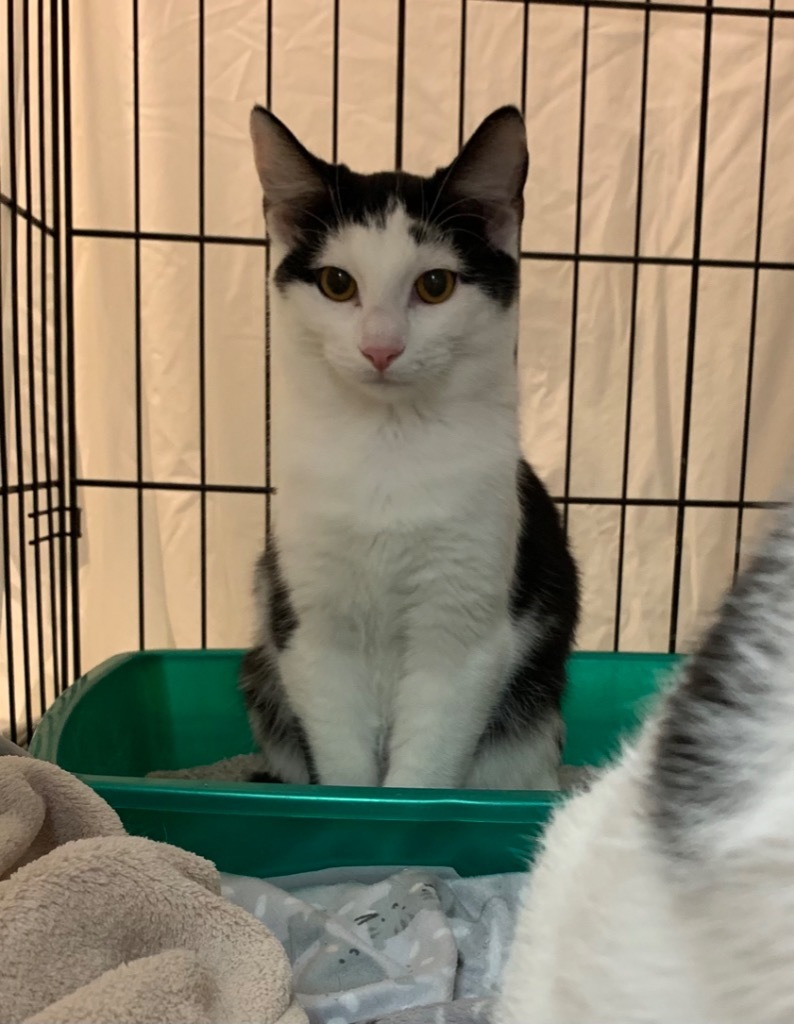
[249, 105, 528, 308]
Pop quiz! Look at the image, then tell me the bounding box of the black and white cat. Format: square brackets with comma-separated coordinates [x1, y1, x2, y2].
[241, 105, 579, 790]
[498, 499, 794, 1023]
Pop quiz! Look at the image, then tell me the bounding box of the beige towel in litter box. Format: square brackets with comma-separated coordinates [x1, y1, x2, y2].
[0, 755, 307, 1024]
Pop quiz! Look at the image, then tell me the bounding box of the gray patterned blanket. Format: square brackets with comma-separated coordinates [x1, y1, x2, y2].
[221, 867, 525, 1024]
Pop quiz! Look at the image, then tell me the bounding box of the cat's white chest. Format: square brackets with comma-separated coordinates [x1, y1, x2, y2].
[274, 482, 422, 656]
[275, 396, 514, 527]
[273, 413, 511, 710]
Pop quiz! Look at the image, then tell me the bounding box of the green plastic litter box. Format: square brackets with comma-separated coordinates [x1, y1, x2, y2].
[30, 649, 679, 878]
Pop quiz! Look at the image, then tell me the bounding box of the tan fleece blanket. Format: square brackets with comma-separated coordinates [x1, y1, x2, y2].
[0, 755, 307, 1024]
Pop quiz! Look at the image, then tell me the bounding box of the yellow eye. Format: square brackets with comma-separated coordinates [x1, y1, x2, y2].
[318, 266, 357, 302]
[415, 269, 456, 304]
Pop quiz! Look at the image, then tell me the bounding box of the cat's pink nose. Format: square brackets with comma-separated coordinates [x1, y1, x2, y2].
[360, 345, 404, 373]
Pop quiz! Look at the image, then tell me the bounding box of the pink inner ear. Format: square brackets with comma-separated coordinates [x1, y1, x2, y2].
[266, 203, 297, 245]
[266, 193, 321, 247]
[484, 202, 520, 255]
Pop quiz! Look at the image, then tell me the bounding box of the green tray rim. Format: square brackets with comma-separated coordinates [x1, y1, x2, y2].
[29, 648, 678, 820]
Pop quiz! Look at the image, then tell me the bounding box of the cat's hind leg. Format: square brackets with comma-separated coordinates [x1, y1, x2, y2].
[240, 646, 314, 784]
[464, 719, 562, 790]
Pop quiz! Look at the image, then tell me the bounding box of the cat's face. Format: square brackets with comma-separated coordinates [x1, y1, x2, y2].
[249, 106, 528, 401]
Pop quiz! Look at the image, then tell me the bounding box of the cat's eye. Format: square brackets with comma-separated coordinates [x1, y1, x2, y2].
[415, 269, 456, 304]
[318, 266, 357, 302]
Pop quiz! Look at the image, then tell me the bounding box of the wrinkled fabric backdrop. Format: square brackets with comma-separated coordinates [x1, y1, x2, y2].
[2, 0, 794, 735]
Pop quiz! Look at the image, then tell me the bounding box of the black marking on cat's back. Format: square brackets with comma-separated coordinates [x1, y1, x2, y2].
[242, 540, 319, 783]
[257, 540, 298, 650]
[649, 522, 794, 852]
[649, 654, 743, 851]
[483, 461, 580, 741]
[509, 461, 579, 625]
[239, 644, 318, 785]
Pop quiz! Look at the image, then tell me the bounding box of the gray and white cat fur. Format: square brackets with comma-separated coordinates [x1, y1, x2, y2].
[498, 497, 794, 1024]
[241, 105, 579, 790]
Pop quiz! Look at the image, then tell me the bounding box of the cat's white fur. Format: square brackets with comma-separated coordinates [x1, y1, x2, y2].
[266, 206, 558, 789]
[498, 500, 794, 1023]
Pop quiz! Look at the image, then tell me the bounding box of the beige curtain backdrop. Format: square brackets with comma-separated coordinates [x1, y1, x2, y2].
[2, 0, 794, 735]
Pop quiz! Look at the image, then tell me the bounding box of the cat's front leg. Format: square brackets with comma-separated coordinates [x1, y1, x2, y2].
[278, 633, 380, 787]
[383, 621, 512, 789]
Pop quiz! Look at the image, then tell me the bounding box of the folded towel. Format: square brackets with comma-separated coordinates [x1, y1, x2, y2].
[0, 755, 307, 1024]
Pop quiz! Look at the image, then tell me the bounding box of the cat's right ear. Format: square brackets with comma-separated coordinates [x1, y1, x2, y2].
[444, 106, 528, 254]
[249, 107, 327, 243]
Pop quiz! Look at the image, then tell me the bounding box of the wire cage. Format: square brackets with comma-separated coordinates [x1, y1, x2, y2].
[2, 0, 793, 743]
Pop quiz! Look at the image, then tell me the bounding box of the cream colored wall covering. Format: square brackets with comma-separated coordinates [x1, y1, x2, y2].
[2, 0, 793, 736]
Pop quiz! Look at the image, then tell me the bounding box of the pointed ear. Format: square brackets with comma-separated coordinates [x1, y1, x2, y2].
[445, 106, 528, 253]
[249, 106, 327, 243]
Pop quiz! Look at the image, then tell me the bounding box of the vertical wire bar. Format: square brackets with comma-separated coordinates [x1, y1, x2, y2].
[38, 0, 60, 699]
[23, 0, 47, 718]
[395, 0, 406, 171]
[457, 0, 467, 151]
[733, 0, 775, 578]
[132, 0, 145, 648]
[50, 0, 70, 692]
[521, 0, 530, 119]
[0, 41, 18, 738]
[7, 0, 35, 739]
[266, 1, 272, 112]
[61, 0, 79, 681]
[561, 5, 590, 534]
[668, 0, 714, 652]
[332, 0, 340, 164]
[613, 5, 651, 651]
[198, 0, 207, 647]
[264, 0, 273, 539]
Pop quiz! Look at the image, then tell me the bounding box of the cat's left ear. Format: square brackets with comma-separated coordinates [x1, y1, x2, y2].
[445, 106, 528, 253]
